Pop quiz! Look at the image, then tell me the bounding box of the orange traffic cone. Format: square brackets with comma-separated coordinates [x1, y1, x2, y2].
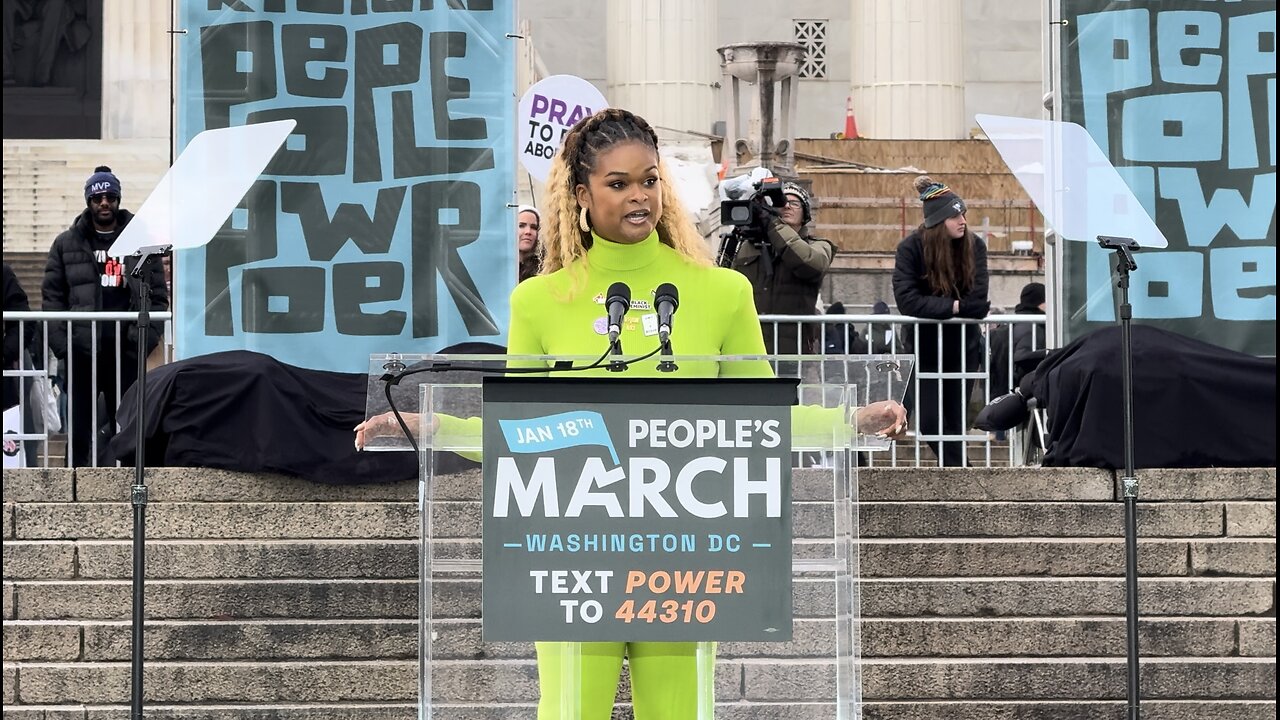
[843, 96, 859, 140]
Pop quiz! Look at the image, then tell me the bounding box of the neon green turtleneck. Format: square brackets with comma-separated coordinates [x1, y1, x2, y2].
[508, 230, 770, 376]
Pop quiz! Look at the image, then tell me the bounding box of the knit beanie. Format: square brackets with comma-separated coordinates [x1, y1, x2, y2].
[517, 204, 540, 222]
[915, 175, 965, 228]
[782, 182, 812, 224]
[1018, 282, 1046, 311]
[84, 166, 122, 202]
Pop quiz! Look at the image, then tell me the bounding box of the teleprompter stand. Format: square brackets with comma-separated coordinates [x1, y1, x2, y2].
[103, 116, 296, 720]
[126, 243, 170, 720]
[976, 113, 1176, 720]
[1098, 235, 1143, 720]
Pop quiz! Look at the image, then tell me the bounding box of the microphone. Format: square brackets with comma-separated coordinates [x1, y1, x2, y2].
[605, 281, 631, 350]
[654, 283, 679, 345]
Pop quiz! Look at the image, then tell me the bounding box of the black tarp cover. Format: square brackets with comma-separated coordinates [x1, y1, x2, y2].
[111, 350, 419, 484]
[1030, 325, 1276, 469]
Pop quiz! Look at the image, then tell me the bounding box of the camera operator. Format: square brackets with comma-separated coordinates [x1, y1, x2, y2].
[728, 183, 835, 355]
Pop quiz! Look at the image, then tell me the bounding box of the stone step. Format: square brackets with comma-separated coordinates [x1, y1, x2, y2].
[3, 658, 1275, 705]
[855, 701, 1277, 720]
[856, 467, 1277, 503]
[0, 701, 1276, 720]
[6, 578, 422, 621]
[7, 468, 421, 504]
[2, 619, 420, 662]
[9, 467, 1273, 505]
[858, 501, 1272, 538]
[10, 499, 1274, 540]
[3, 617, 1272, 662]
[12, 502, 421, 540]
[8, 577, 1273, 622]
[3, 537, 1273, 581]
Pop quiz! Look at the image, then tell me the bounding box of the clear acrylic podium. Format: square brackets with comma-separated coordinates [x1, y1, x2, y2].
[364, 353, 912, 719]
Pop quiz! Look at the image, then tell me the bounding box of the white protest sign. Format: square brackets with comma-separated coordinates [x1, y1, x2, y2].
[518, 75, 608, 181]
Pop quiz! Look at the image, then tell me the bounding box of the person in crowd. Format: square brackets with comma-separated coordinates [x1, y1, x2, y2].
[731, 182, 835, 355]
[356, 108, 907, 718]
[162, 254, 173, 297]
[868, 299, 898, 354]
[822, 301, 898, 356]
[822, 301, 868, 354]
[517, 204, 541, 283]
[5, 261, 48, 464]
[3, 262, 34, 410]
[989, 281, 1047, 396]
[42, 166, 169, 466]
[893, 175, 990, 467]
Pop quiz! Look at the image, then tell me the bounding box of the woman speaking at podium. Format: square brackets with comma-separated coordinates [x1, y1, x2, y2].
[357, 108, 906, 718]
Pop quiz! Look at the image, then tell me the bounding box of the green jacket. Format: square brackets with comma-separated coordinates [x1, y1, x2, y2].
[730, 219, 835, 354]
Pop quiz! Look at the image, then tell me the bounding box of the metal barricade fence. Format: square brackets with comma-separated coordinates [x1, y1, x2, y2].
[2, 311, 1045, 469]
[760, 312, 1049, 468]
[2, 311, 174, 468]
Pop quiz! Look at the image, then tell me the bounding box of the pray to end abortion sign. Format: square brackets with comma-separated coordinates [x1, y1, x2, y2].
[517, 74, 609, 181]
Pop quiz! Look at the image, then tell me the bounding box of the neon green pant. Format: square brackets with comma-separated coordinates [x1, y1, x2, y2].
[535, 641, 712, 719]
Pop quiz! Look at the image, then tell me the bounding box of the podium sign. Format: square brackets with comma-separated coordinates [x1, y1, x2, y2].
[481, 377, 796, 642]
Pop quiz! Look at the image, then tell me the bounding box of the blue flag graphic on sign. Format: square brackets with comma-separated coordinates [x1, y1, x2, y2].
[499, 411, 620, 464]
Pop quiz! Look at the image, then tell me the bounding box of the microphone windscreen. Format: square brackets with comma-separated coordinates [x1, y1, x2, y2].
[607, 281, 631, 306]
[655, 282, 678, 309]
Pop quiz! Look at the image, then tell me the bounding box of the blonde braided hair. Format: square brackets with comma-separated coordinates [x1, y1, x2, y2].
[538, 108, 710, 288]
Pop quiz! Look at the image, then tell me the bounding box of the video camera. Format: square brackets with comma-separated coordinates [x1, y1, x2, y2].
[716, 171, 788, 267]
[719, 175, 788, 227]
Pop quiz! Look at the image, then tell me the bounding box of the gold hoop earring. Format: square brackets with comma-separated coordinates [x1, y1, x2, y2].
[578, 206, 591, 233]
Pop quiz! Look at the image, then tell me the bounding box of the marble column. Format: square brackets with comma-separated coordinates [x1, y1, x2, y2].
[849, 0, 966, 139]
[606, 0, 718, 134]
[101, 0, 171, 140]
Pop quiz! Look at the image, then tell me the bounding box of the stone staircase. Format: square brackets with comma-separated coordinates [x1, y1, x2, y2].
[3, 466, 1275, 718]
[2, 138, 169, 255]
[794, 138, 1045, 255]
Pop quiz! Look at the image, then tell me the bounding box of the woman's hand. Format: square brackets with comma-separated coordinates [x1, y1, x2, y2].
[854, 400, 909, 440]
[354, 411, 439, 450]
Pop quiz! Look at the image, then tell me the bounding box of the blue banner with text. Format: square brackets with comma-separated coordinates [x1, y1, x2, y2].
[1059, 0, 1276, 355]
[175, 0, 515, 371]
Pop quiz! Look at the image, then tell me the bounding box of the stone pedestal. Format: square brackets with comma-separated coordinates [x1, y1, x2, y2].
[717, 42, 805, 179]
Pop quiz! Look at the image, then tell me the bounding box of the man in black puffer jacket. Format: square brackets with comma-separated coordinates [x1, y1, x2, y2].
[42, 166, 169, 466]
